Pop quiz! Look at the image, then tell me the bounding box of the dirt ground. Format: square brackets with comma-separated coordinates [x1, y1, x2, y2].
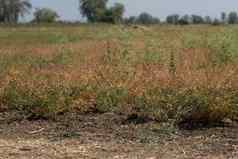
[0, 112, 238, 159]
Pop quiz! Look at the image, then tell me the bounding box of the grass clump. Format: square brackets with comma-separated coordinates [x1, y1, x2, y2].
[122, 87, 237, 127]
[174, 88, 234, 127]
[207, 32, 235, 65]
[95, 87, 128, 113]
[50, 48, 74, 66]
[1, 72, 83, 119]
[0, 53, 50, 73]
[47, 33, 81, 44]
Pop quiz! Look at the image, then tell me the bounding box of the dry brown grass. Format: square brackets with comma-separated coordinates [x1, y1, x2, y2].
[0, 24, 238, 126]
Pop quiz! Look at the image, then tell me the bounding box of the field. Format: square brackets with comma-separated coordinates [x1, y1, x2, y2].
[1, 24, 238, 158]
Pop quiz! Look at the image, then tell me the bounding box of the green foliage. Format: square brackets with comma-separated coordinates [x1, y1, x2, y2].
[102, 42, 132, 65]
[47, 33, 69, 44]
[191, 15, 204, 24]
[166, 14, 180, 25]
[208, 32, 235, 65]
[183, 30, 238, 65]
[2, 77, 78, 118]
[0, 49, 74, 74]
[33, 8, 59, 23]
[0, 53, 50, 73]
[0, 0, 32, 23]
[129, 87, 235, 125]
[51, 49, 74, 66]
[100, 3, 125, 24]
[47, 33, 81, 44]
[175, 89, 235, 125]
[136, 12, 160, 25]
[95, 87, 128, 113]
[221, 12, 227, 24]
[79, 0, 124, 23]
[79, 0, 108, 22]
[143, 41, 161, 64]
[178, 15, 190, 25]
[228, 12, 238, 24]
[131, 89, 175, 122]
[143, 51, 161, 64]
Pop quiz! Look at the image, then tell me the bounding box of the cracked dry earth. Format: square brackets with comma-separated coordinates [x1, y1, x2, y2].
[0, 112, 238, 159]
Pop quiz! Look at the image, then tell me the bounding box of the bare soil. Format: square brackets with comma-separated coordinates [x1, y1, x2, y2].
[0, 112, 238, 159]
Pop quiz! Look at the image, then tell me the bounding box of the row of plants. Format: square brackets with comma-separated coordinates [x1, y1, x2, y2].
[1, 69, 237, 127]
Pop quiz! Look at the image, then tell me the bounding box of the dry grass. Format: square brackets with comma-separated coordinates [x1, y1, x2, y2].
[0, 24, 238, 126]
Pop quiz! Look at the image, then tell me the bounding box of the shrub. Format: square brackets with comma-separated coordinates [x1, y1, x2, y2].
[95, 87, 128, 113]
[175, 89, 233, 125]
[125, 87, 235, 126]
[1, 72, 83, 119]
[33, 8, 59, 23]
[208, 32, 234, 65]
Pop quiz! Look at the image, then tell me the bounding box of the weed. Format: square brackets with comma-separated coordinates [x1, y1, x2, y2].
[0, 25, 238, 127]
[50, 48, 74, 66]
[95, 87, 128, 113]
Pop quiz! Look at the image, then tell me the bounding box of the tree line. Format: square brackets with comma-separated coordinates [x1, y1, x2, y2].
[1, 0, 238, 25]
[165, 12, 238, 25]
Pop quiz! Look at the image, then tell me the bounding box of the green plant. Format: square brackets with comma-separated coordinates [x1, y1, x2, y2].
[169, 50, 176, 76]
[51, 49, 74, 66]
[95, 87, 128, 112]
[174, 88, 234, 126]
[1, 73, 85, 118]
[48, 33, 69, 44]
[208, 32, 234, 65]
[0, 53, 50, 73]
[143, 51, 161, 64]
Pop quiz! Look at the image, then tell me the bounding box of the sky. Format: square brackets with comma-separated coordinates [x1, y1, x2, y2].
[25, 0, 238, 21]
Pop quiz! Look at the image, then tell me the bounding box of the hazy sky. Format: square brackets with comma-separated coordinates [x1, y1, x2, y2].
[27, 0, 238, 21]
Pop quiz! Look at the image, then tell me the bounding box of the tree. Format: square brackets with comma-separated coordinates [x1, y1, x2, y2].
[100, 3, 125, 24]
[178, 15, 191, 25]
[0, 1, 4, 22]
[78, 0, 125, 24]
[79, 0, 108, 22]
[0, 0, 32, 23]
[221, 12, 227, 24]
[212, 18, 221, 25]
[124, 16, 137, 24]
[109, 3, 125, 23]
[204, 16, 212, 24]
[228, 12, 238, 24]
[166, 14, 179, 24]
[136, 12, 159, 25]
[33, 8, 59, 23]
[191, 14, 204, 24]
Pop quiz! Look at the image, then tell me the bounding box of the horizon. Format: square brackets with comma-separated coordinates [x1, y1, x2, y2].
[23, 0, 238, 22]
